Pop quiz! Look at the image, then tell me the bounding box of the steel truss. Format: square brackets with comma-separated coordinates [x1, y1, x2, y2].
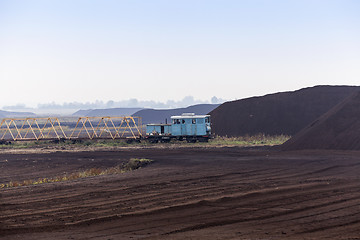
[0, 116, 142, 141]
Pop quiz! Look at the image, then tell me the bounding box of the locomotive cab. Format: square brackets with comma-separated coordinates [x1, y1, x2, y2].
[171, 113, 211, 142]
[145, 113, 211, 143]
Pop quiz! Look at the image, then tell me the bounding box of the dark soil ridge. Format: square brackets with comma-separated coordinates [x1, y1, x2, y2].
[1, 148, 360, 239]
[133, 104, 219, 124]
[281, 91, 360, 150]
[210, 85, 360, 136]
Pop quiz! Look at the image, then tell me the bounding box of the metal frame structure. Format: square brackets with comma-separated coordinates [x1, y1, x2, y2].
[0, 116, 142, 141]
[68, 116, 143, 140]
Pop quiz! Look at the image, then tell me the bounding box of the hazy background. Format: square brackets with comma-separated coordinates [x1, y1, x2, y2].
[1, 0, 359, 113]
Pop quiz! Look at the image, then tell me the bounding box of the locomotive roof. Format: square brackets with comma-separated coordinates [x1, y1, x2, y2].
[170, 114, 210, 119]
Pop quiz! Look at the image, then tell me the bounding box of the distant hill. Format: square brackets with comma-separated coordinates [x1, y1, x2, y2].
[209, 85, 360, 137]
[72, 108, 144, 117]
[282, 90, 360, 150]
[132, 104, 220, 124]
[72, 109, 93, 116]
[0, 110, 36, 118]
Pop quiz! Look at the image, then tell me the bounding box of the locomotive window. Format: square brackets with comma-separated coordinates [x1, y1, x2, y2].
[182, 119, 185, 124]
[173, 119, 176, 124]
[177, 119, 180, 124]
[205, 117, 209, 123]
[192, 119, 196, 124]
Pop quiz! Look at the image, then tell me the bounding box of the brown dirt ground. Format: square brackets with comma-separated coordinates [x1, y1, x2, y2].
[1, 146, 360, 240]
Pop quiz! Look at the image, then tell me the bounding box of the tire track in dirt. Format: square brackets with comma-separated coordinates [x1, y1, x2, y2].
[1, 148, 360, 239]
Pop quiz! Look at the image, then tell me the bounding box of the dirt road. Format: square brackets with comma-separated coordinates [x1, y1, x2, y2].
[1, 146, 360, 239]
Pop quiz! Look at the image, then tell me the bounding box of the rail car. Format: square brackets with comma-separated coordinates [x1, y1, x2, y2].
[145, 113, 211, 143]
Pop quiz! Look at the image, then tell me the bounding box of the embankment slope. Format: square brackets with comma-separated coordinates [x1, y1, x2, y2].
[282, 91, 360, 150]
[210, 85, 360, 136]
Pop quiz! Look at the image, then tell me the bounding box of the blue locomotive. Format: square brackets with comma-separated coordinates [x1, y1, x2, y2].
[145, 113, 211, 143]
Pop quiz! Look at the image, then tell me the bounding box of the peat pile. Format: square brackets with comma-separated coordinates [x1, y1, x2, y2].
[210, 85, 360, 136]
[72, 108, 143, 117]
[0, 110, 36, 118]
[133, 104, 219, 124]
[282, 91, 360, 150]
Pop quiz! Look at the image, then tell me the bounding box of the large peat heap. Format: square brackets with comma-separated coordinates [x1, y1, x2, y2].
[210, 85, 360, 136]
[282, 91, 360, 150]
[133, 104, 219, 124]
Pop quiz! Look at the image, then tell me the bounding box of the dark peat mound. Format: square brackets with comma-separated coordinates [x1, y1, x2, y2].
[133, 104, 219, 124]
[210, 85, 360, 136]
[282, 91, 360, 150]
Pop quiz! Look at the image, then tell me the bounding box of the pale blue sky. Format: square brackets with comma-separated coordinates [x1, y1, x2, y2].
[1, 0, 359, 108]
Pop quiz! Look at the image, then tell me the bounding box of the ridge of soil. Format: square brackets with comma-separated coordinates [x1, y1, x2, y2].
[210, 85, 360, 136]
[282, 91, 360, 150]
[1, 147, 360, 239]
